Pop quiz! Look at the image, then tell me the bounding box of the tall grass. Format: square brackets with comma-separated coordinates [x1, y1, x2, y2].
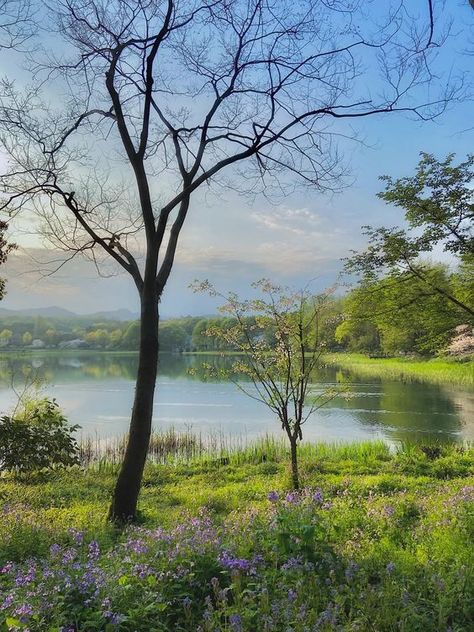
[325, 353, 474, 387]
[78, 428, 407, 469]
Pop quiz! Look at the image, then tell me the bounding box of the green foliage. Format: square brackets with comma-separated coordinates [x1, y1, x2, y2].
[120, 321, 140, 350]
[339, 266, 466, 355]
[0, 442, 472, 630]
[346, 153, 474, 351]
[159, 321, 187, 352]
[0, 398, 80, 473]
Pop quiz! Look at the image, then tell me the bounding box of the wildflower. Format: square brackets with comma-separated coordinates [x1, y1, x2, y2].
[312, 488, 324, 504]
[285, 492, 299, 504]
[88, 540, 100, 560]
[383, 505, 395, 518]
[68, 528, 84, 545]
[124, 538, 149, 555]
[229, 613, 243, 631]
[386, 561, 396, 575]
[0, 594, 14, 610]
[345, 561, 359, 582]
[267, 491, 279, 503]
[218, 552, 251, 573]
[50, 543, 62, 557]
[281, 557, 303, 571]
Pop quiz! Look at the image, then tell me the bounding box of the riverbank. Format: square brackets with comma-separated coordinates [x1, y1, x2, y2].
[0, 441, 473, 630]
[325, 352, 474, 387]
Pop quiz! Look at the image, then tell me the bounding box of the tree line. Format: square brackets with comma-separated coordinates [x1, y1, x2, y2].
[0, 265, 470, 357]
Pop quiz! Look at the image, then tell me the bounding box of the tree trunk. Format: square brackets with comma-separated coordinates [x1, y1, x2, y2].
[290, 438, 299, 490]
[109, 282, 159, 523]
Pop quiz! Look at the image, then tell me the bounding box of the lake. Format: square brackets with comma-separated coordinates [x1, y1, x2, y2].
[0, 352, 472, 444]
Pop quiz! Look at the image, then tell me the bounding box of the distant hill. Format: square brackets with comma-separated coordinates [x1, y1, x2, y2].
[87, 309, 138, 322]
[0, 306, 138, 321]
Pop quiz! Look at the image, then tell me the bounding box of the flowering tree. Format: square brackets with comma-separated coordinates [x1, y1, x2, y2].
[194, 280, 339, 489]
[0, 0, 458, 521]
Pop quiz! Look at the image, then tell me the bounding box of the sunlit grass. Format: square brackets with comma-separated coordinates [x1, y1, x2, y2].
[324, 353, 474, 387]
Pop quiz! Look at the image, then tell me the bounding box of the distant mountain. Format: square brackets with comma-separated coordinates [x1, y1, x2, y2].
[0, 306, 78, 319]
[0, 306, 138, 321]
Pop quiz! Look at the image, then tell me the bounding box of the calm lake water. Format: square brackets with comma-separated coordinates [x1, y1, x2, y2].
[0, 352, 472, 444]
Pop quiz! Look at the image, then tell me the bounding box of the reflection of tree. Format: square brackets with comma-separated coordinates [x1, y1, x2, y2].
[443, 388, 474, 441]
[332, 377, 463, 443]
[0, 352, 468, 444]
[0, 353, 140, 384]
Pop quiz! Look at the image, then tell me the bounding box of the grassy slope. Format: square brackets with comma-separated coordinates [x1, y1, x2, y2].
[325, 353, 474, 387]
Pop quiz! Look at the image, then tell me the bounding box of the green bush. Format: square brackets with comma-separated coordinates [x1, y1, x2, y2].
[0, 397, 80, 473]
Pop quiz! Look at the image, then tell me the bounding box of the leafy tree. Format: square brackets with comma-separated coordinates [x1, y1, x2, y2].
[120, 321, 140, 351]
[194, 280, 339, 490]
[0, 328, 12, 346]
[159, 321, 187, 352]
[335, 319, 380, 354]
[44, 328, 58, 346]
[85, 329, 110, 348]
[192, 319, 213, 352]
[0, 1, 457, 522]
[347, 153, 474, 320]
[339, 266, 462, 355]
[109, 328, 124, 348]
[22, 331, 32, 345]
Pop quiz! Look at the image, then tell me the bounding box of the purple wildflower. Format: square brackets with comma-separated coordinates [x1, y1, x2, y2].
[229, 613, 243, 631]
[312, 488, 324, 504]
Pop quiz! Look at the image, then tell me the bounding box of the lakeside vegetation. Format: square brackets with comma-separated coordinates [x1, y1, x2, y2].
[0, 439, 473, 630]
[326, 353, 474, 388]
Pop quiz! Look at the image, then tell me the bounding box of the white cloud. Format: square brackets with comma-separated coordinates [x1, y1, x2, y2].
[251, 205, 323, 236]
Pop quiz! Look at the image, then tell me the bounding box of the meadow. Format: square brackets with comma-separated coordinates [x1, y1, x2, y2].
[0, 439, 473, 631]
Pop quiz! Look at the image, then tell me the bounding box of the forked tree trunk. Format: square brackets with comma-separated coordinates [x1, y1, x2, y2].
[109, 281, 159, 523]
[290, 438, 300, 490]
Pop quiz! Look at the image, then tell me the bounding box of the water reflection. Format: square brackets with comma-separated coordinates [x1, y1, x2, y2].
[0, 352, 471, 443]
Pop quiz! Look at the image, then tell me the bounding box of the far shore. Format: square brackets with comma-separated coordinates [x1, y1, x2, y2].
[0, 348, 472, 387]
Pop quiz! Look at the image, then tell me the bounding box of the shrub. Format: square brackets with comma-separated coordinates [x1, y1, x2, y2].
[0, 398, 80, 473]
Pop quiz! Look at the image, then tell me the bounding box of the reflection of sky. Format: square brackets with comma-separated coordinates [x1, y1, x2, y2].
[0, 353, 471, 444]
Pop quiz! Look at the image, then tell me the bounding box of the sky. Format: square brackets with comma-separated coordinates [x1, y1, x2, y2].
[1, 0, 474, 318]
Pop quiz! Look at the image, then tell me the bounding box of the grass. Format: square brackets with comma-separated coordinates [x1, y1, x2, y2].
[1, 439, 472, 559]
[0, 439, 473, 630]
[325, 352, 474, 387]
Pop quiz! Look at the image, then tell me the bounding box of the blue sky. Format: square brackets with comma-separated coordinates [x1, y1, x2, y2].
[1, 0, 473, 317]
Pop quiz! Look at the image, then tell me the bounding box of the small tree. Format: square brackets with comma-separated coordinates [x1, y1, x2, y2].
[194, 280, 339, 489]
[22, 331, 33, 346]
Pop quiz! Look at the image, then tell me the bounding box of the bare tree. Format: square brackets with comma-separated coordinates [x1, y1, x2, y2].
[0, 0, 460, 522]
[0, 0, 33, 50]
